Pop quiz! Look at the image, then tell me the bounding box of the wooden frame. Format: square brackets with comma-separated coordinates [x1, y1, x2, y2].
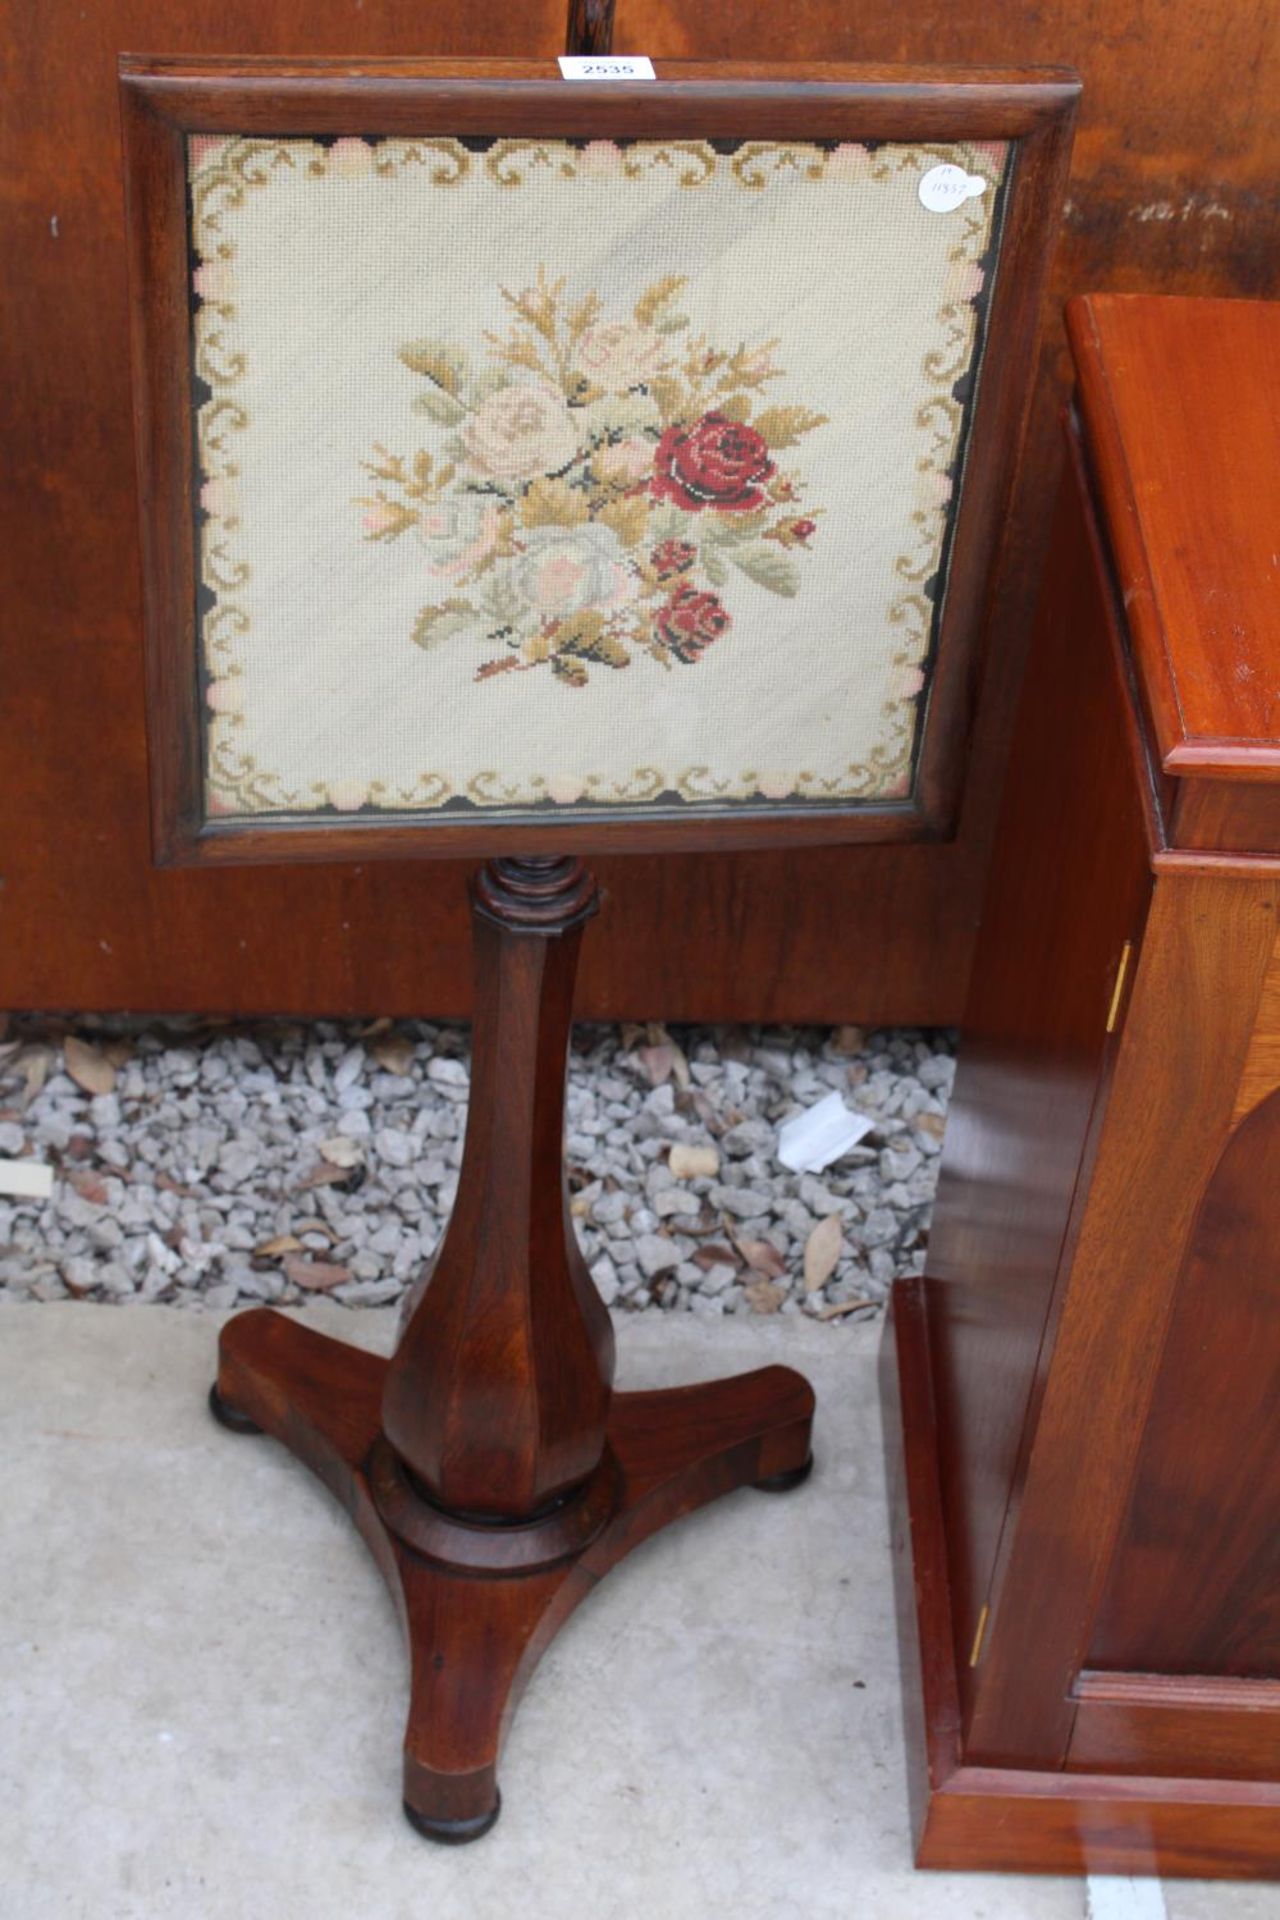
[120, 57, 1077, 866]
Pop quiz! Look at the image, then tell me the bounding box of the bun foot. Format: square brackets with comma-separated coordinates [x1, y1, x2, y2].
[208, 1381, 263, 1435]
[403, 1794, 501, 1846]
[754, 1452, 815, 1493]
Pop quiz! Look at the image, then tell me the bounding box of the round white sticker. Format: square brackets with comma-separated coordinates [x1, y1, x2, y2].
[918, 164, 988, 214]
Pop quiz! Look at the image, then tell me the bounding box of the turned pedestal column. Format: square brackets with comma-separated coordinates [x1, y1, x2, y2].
[210, 857, 815, 1840]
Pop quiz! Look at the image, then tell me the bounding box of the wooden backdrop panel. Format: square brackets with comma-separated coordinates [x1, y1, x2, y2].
[2, 1, 1276, 1021]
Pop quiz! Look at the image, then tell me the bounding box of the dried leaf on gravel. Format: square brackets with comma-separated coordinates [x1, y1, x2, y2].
[282, 1253, 351, 1292]
[668, 1144, 720, 1180]
[370, 1033, 416, 1076]
[66, 1169, 111, 1206]
[295, 1160, 363, 1192]
[744, 1276, 786, 1313]
[914, 1111, 946, 1139]
[734, 1236, 786, 1279]
[636, 1044, 676, 1087]
[817, 1297, 877, 1320]
[803, 1214, 843, 1293]
[831, 1025, 866, 1056]
[692, 1243, 740, 1271]
[11, 1047, 52, 1109]
[255, 1234, 304, 1259]
[64, 1036, 116, 1097]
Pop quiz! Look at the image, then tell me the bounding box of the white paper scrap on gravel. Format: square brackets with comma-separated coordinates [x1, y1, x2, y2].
[0, 1160, 54, 1200]
[776, 1092, 875, 1174]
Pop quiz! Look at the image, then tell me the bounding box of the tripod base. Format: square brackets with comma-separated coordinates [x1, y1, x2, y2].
[212, 1307, 815, 1841]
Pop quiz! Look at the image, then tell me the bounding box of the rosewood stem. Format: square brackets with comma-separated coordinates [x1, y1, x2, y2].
[380, 856, 615, 1521]
[564, 0, 615, 57]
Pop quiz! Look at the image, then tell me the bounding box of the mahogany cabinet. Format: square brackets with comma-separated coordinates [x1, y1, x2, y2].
[882, 293, 1280, 1877]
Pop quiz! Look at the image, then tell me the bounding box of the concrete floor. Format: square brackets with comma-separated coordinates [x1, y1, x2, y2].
[1, 1304, 1276, 1920]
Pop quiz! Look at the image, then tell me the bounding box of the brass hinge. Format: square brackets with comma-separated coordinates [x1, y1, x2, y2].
[1105, 940, 1134, 1035]
[968, 1603, 990, 1668]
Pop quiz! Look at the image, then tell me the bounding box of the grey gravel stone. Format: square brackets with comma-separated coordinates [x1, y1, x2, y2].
[634, 1234, 683, 1278]
[0, 1016, 954, 1318]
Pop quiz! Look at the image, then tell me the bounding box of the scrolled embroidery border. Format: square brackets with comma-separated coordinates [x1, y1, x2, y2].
[188, 134, 1006, 818]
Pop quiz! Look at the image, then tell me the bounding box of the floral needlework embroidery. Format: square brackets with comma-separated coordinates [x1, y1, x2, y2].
[188, 134, 1010, 818]
[357, 272, 826, 687]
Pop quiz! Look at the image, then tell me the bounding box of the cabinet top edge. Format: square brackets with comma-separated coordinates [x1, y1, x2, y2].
[1068, 293, 1280, 787]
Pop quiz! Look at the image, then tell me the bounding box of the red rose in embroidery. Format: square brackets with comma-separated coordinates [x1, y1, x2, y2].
[656, 583, 731, 663]
[650, 538, 698, 581]
[651, 412, 776, 513]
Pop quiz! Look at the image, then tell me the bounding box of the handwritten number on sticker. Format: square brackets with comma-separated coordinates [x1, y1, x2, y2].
[918, 164, 988, 213]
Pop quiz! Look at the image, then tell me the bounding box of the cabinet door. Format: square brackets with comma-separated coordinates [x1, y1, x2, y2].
[924, 445, 1156, 1758]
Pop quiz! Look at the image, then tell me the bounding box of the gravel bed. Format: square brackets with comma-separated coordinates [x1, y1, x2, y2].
[0, 1017, 954, 1321]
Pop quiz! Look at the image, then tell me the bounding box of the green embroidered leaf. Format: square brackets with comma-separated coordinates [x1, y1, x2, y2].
[647, 503, 697, 545]
[701, 544, 728, 587]
[411, 599, 477, 650]
[471, 365, 512, 402]
[413, 389, 468, 427]
[751, 405, 828, 450]
[398, 340, 469, 395]
[479, 571, 524, 628]
[728, 542, 800, 596]
[652, 311, 690, 335]
[716, 392, 752, 424]
[703, 510, 770, 547]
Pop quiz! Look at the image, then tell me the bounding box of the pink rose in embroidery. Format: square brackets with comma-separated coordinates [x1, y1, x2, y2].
[329, 138, 374, 177]
[579, 141, 624, 175]
[651, 412, 775, 514]
[417, 495, 502, 581]
[463, 379, 579, 482]
[206, 678, 245, 714]
[514, 524, 635, 618]
[193, 260, 235, 305]
[200, 477, 238, 520]
[825, 143, 875, 183]
[327, 780, 369, 811]
[594, 438, 654, 487]
[575, 320, 667, 394]
[888, 664, 926, 702]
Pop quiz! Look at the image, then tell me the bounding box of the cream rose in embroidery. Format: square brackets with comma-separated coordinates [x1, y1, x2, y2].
[574, 320, 667, 395]
[593, 438, 654, 487]
[417, 494, 502, 582]
[462, 379, 578, 482]
[514, 524, 635, 618]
